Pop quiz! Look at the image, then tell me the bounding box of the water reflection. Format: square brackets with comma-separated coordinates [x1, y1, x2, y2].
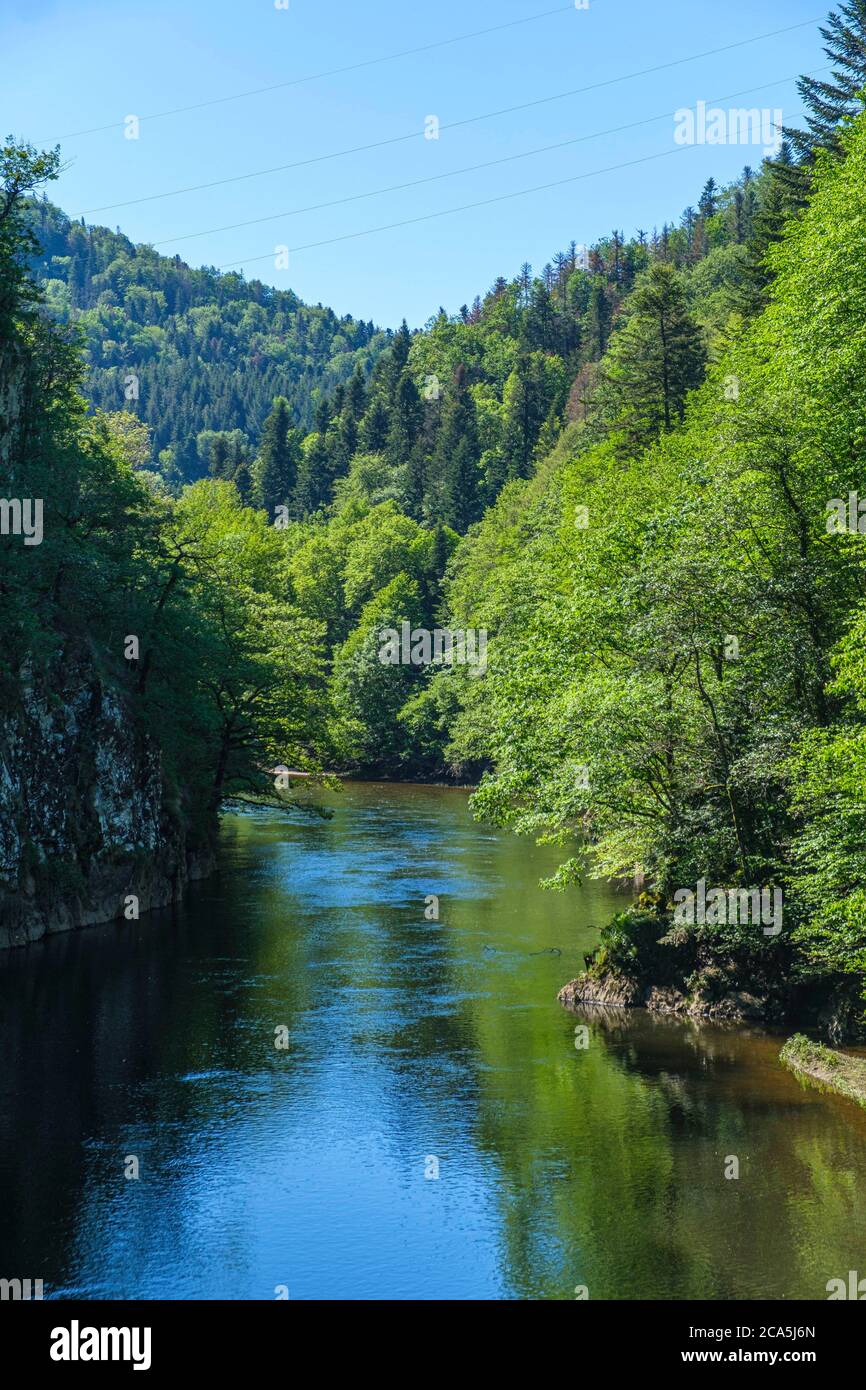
[0, 783, 864, 1299]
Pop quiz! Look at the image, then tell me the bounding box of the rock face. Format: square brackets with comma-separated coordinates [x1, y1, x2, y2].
[558, 972, 642, 1011]
[558, 971, 771, 1025]
[0, 659, 210, 949]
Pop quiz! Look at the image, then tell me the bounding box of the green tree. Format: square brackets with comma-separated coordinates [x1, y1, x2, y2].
[385, 372, 423, 480]
[253, 397, 301, 519]
[435, 365, 482, 532]
[600, 262, 705, 448]
[787, 1, 866, 165]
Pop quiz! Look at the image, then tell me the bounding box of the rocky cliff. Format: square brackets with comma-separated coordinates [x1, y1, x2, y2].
[0, 656, 210, 949]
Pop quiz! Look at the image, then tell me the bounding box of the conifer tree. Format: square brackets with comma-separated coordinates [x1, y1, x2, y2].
[698, 178, 719, 218]
[234, 462, 252, 505]
[742, 143, 803, 306]
[435, 366, 481, 533]
[583, 279, 611, 361]
[601, 261, 705, 449]
[502, 353, 560, 482]
[386, 321, 412, 392]
[757, 2, 866, 284]
[385, 372, 423, 478]
[359, 396, 390, 453]
[344, 366, 367, 416]
[292, 432, 331, 517]
[253, 397, 300, 518]
[788, 1, 866, 164]
[209, 435, 230, 478]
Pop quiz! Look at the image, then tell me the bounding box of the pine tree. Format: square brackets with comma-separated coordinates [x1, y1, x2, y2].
[253, 397, 300, 518]
[385, 372, 422, 478]
[698, 178, 719, 218]
[787, 1, 866, 164]
[601, 261, 705, 449]
[434, 365, 481, 533]
[522, 281, 556, 353]
[359, 396, 390, 452]
[234, 462, 252, 505]
[584, 279, 611, 361]
[502, 353, 555, 482]
[292, 432, 331, 517]
[209, 435, 231, 478]
[742, 143, 802, 307]
[314, 396, 332, 434]
[386, 320, 412, 391]
[759, 4, 866, 278]
[345, 366, 367, 413]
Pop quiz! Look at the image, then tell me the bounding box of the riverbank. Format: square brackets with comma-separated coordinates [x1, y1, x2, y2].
[557, 969, 770, 1025]
[556, 905, 865, 1041]
[781, 1034, 866, 1108]
[0, 659, 218, 950]
[558, 965, 866, 1041]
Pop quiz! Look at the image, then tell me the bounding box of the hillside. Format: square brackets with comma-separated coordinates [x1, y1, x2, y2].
[29, 154, 780, 519]
[26, 198, 388, 479]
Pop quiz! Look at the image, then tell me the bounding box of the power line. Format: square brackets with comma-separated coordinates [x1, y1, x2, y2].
[80, 15, 822, 217]
[217, 136, 783, 269]
[45, 3, 576, 143]
[220, 104, 806, 268]
[153, 72, 820, 249]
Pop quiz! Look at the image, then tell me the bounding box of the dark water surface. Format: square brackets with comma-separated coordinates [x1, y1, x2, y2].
[2, 782, 865, 1300]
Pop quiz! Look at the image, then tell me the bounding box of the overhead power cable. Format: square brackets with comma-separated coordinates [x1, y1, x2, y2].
[80, 17, 821, 217]
[152, 72, 818, 249]
[215, 140, 761, 269]
[45, 3, 579, 143]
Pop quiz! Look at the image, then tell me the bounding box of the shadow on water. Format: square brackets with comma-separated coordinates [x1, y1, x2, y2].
[1, 782, 865, 1299]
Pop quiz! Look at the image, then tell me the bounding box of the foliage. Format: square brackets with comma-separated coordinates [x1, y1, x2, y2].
[434, 111, 866, 1013]
[0, 143, 329, 865]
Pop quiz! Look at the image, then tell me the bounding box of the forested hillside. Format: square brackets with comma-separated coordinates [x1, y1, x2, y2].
[24, 146, 802, 787]
[435, 5, 866, 1033]
[6, 1, 866, 1032]
[29, 158, 775, 511]
[26, 199, 387, 477]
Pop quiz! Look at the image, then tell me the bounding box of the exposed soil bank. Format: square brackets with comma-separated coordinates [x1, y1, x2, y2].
[781, 1034, 866, 1109]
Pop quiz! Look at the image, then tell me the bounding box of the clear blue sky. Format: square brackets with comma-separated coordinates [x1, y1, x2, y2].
[2, 0, 827, 328]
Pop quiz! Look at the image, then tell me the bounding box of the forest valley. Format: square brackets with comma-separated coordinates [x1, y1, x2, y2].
[4, 3, 866, 1033]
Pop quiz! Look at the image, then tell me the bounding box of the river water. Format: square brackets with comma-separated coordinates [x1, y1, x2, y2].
[2, 782, 865, 1300]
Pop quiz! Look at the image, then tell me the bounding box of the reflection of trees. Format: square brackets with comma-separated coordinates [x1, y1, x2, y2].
[467, 996, 866, 1299]
[4, 792, 866, 1301]
[0, 814, 316, 1291]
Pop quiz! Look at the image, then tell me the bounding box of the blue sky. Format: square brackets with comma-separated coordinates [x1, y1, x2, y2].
[3, 0, 826, 328]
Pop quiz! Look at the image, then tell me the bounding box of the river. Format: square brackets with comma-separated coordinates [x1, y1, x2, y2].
[2, 781, 865, 1300]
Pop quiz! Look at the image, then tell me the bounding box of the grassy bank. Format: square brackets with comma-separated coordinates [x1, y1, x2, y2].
[781, 1035, 866, 1109]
